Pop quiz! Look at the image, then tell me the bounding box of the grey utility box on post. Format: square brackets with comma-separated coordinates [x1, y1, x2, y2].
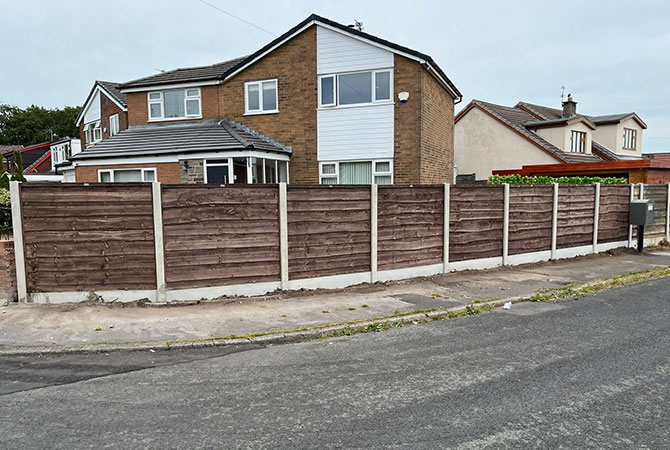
[630, 200, 654, 226]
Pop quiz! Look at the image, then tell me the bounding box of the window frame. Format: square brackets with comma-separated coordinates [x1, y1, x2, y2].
[319, 159, 393, 185]
[570, 130, 587, 153]
[147, 88, 202, 122]
[319, 69, 393, 109]
[244, 79, 279, 115]
[109, 114, 120, 137]
[623, 128, 637, 150]
[97, 168, 157, 183]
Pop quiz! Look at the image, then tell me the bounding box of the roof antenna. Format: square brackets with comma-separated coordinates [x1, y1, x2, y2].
[560, 86, 566, 103]
[348, 20, 363, 31]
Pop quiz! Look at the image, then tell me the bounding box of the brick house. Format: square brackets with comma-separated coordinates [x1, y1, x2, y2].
[70, 14, 462, 185]
[74, 80, 128, 148]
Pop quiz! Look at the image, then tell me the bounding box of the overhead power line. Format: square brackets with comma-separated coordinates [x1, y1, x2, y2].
[196, 0, 277, 37]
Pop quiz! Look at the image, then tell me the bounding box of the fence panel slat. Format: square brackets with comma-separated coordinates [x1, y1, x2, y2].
[598, 185, 631, 244]
[508, 185, 553, 255]
[557, 185, 596, 249]
[21, 183, 156, 292]
[287, 186, 371, 279]
[162, 185, 280, 289]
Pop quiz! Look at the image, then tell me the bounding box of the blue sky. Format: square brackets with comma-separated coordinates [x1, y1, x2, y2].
[1, 0, 668, 152]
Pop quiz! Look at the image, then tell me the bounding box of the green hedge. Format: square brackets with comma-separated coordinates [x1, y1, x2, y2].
[488, 174, 627, 185]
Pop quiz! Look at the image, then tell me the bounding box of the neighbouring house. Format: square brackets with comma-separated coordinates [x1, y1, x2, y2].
[74, 80, 128, 149]
[454, 95, 648, 182]
[51, 138, 82, 182]
[3, 141, 70, 182]
[68, 14, 462, 185]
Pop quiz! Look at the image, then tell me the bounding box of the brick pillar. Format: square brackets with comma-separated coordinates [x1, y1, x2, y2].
[0, 240, 17, 305]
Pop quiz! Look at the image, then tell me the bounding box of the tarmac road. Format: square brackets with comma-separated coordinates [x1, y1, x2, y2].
[1, 277, 669, 449]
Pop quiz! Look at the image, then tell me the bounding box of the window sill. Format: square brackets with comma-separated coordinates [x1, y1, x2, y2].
[244, 110, 279, 116]
[317, 101, 394, 111]
[148, 116, 202, 123]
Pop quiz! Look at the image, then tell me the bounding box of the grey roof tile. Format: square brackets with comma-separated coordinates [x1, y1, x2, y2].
[121, 57, 247, 89]
[71, 120, 290, 160]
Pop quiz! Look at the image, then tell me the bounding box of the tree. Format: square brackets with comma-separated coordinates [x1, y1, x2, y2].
[0, 104, 82, 145]
[0, 154, 9, 190]
[10, 149, 26, 182]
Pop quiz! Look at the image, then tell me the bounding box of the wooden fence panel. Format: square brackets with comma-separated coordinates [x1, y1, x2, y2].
[508, 185, 553, 255]
[377, 186, 443, 270]
[449, 185, 504, 262]
[21, 184, 156, 292]
[287, 186, 370, 279]
[162, 185, 280, 289]
[643, 185, 667, 239]
[598, 185, 630, 243]
[557, 185, 595, 249]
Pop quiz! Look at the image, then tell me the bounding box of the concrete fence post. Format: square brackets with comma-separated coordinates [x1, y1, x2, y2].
[639, 182, 644, 200]
[593, 183, 600, 253]
[666, 183, 670, 242]
[9, 181, 27, 303]
[370, 184, 378, 283]
[151, 182, 167, 303]
[502, 183, 510, 265]
[551, 183, 558, 260]
[279, 182, 289, 290]
[443, 183, 450, 274]
[628, 184, 635, 248]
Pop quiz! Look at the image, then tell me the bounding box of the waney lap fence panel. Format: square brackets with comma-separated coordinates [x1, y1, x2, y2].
[378, 186, 444, 270]
[508, 185, 553, 255]
[598, 185, 631, 243]
[557, 185, 595, 249]
[449, 185, 504, 262]
[20, 184, 156, 292]
[287, 186, 370, 279]
[162, 185, 280, 289]
[642, 184, 667, 239]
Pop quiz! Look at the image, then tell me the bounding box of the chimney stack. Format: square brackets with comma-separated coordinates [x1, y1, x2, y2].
[562, 94, 577, 118]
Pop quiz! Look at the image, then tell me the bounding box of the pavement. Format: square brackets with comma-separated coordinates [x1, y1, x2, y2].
[1, 247, 669, 352]
[1, 276, 669, 448]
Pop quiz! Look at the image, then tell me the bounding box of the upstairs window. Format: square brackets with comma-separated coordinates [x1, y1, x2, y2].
[148, 88, 201, 120]
[319, 69, 392, 108]
[84, 121, 102, 146]
[570, 130, 586, 153]
[245, 79, 278, 114]
[623, 128, 637, 150]
[109, 114, 120, 136]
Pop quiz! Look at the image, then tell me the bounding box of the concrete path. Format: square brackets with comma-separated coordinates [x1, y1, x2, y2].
[1, 248, 669, 349]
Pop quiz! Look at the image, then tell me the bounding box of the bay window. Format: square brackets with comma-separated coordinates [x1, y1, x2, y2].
[98, 168, 156, 183]
[319, 160, 393, 185]
[148, 88, 201, 120]
[204, 157, 288, 184]
[245, 79, 278, 114]
[319, 69, 393, 108]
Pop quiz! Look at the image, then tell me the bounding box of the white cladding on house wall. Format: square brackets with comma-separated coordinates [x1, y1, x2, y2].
[316, 26, 393, 74]
[83, 90, 101, 124]
[317, 104, 394, 161]
[316, 25, 394, 162]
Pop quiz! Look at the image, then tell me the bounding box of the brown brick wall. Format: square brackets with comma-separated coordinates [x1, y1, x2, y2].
[219, 27, 318, 185]
[419, 69, 455, 183]
[127, 85, 220, 127]
[80, 91, 128, 147]
[75, 162, 181, 183]
[0, 240, 16, 305]
[393, 55, 422, 184]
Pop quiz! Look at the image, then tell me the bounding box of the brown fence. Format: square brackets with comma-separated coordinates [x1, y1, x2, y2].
[9, 182, 667, 304]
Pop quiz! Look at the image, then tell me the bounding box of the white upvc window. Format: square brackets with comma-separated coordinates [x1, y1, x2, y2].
[147, 88, 201, 121]
[204, 157, 289, 184]
[84, 121, 102, 146]
[319, 69, 393, 108]
[98, 168, 157, 183]
[245, 79, 278, 114]
[109, 114, 120, 136]
[319, 159, 393, 185]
